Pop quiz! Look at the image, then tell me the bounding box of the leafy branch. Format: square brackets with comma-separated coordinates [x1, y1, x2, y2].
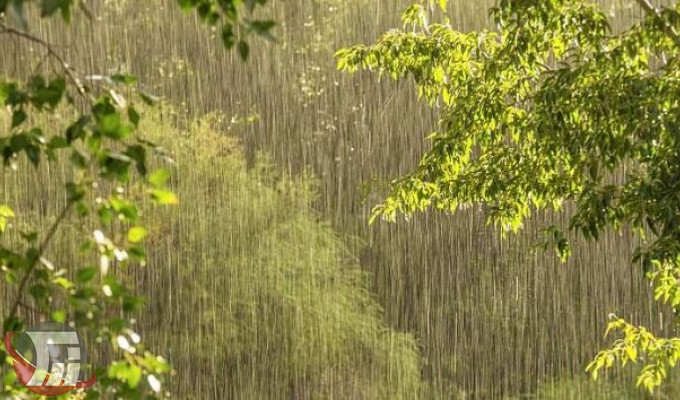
[6, 199, 74, 323]
[0, 0, 274, 397]
[336, 0, 680, 391]
[0, 22, 86, 95]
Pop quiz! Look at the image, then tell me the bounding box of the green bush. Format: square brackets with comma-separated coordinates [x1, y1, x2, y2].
[138, 109, 424, 399]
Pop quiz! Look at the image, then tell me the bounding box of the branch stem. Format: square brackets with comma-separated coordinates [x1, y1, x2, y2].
[0, 22, 86, 96]
[6, 200, 75, 324]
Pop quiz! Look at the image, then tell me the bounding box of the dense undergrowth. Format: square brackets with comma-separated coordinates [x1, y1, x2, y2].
[138, 109, 424, 399]
[4, 106, 678, 398]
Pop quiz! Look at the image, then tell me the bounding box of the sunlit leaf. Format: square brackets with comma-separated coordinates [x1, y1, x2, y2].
[150, 189, 178, 205]
[127, 227, 148, 243]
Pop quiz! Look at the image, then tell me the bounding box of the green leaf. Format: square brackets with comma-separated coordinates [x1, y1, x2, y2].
[0, 205, 14, 234]
[109, 197, 139, 221]
[66, 182, 86, 201]
[0, 82, 10, 105]
[122, 295, 145, 312]
[54, 277, 74, 289]
[40, 0, 71, 21]
[66, 116, 90, 143]
[128, 245, 146, 261]
[177, 0, 192, 11]
[125, 144, 147, 176]
[249, 20, 276, 33]
[126, 364, 142, 388]
[108, 362, 142, 388]
[111, 74, 138, 86]
[128, 106, 140, 127]
[9, 134, 28, 153]
[98, 206, 114, 226]
[101, 152, 133, 180]
[139, 92, 159, 106]
[25, 144, 41, 166]
[222, 25, 235, 49]
[238, 40, 250, 60]
[20, 231, 38, 243]
[108, 317, 127, 332]
[51, 309, 67, 323]
[150, 189, 179, 205]
[48, 136, 69, 150]
[30, 77, 66, 109]
[76, 201, 89, 216]
[0, 205, 15, 219]
[3, 316, 23, 333]
[97, 113, 131, 140]
[76, 267, 97, 283]
[148, 168, 171, 188]
[127, 227, 148, 243]
[70, 149, 89, 169]
[29, 284, 49, 302]
[248, 19, 276, 40]
[11, 109, 26, 128]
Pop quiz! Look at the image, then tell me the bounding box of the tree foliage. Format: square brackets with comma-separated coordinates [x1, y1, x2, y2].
[0, 0, 270, 397]
[337, 0, 680, 392]
[138, 112, 423, 398]
[176, 0, 274, 59]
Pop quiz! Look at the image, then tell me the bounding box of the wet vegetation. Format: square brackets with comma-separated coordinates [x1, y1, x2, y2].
[2, 0, 680, 398]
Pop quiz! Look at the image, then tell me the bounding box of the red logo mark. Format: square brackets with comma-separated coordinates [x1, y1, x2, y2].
[4, 331, 96, 396]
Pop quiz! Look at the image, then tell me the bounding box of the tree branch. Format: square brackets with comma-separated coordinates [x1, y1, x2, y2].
[7, 199, 75, 323]
[635, 0, 680, 47]
[0, 22, 86, 96]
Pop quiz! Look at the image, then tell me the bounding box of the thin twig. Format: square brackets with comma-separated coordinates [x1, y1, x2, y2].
[0, 22, 86, 96]
[78, 2, 94, 21]
[6, 200, 75, 324]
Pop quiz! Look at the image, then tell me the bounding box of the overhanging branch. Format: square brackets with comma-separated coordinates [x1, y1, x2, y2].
[0, 22, 86, 96]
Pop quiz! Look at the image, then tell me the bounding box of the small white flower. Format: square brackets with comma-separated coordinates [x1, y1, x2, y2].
[93, 230, 106, 245]
[117, 335, 131, 351]
[129, 331, 141, 344]
[114, 249, 129, 262]
[100, 255, 110, 276]
[102, 285, 113, 297]
[147, 374, 161, 393]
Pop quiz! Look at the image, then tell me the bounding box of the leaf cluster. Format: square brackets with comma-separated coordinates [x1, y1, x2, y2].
[336, 0, 680, 391]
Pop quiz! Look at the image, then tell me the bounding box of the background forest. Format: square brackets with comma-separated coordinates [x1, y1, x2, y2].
[2, 0, 680, 398]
